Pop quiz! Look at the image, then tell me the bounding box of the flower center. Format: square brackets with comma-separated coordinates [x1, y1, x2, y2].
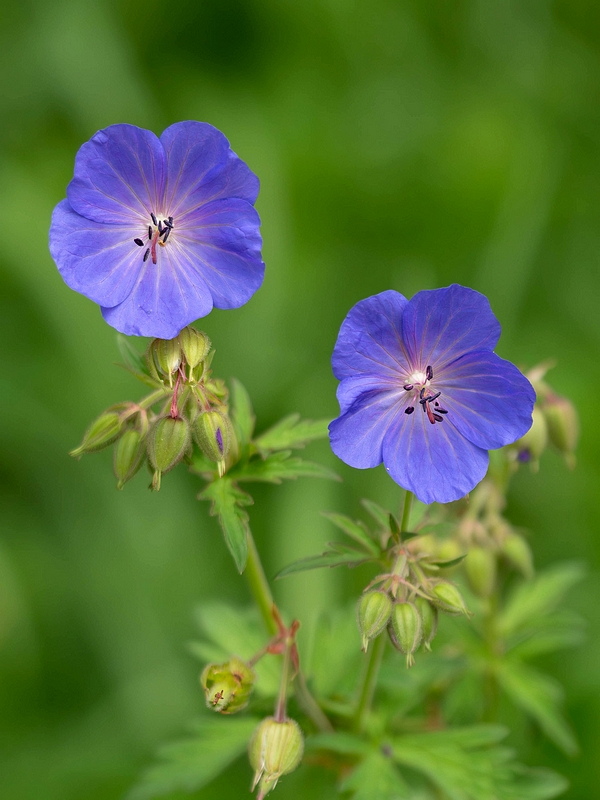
[402, 364, 448, 425]
[133, 212, 174, 264]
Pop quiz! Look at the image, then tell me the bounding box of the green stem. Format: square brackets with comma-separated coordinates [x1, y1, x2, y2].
[275, 636, 293, 722]
[482, 593, 501, 722]
[139, 387, 170, 409]
[400, 490, 414, 533]
[244, 529, 333, 731]
[353, 632, 386, 734]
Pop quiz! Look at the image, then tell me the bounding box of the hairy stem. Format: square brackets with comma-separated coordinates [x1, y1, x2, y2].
[353, 631, 386, 734]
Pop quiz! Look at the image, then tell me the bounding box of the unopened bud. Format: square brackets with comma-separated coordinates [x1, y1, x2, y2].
[388, 601, 422, 668]
[415, 597, 438, 651]
[148, 416, 190, 490]
[430, 581, 471, 616]
[515, 406, 547, 468]
[249, 717, 304, 798]
[148, 338, 181, 385]
[178, 327, 211, 370]
[113, 428, 146, 489]
[357, 590, 392, 652]
[70, 409, 123, 457]
[465, 546, 496, 598]
[500, 531, 534, 579]
[194, 411, 234, 474]
[201, 656, 255, 714]
[543, 394, 579, 468]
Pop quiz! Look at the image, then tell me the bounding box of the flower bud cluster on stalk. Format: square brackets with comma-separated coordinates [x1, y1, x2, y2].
[69, 326, 238, 490]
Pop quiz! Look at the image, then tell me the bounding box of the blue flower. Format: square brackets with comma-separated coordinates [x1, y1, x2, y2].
[329, 285, 535, 504]
[49, 122, 264, 339]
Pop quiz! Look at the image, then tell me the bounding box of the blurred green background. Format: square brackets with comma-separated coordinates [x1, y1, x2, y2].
[1, 0, 599, 797]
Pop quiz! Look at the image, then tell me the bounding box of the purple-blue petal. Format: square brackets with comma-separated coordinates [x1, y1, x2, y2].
[160, 122, 259, 220]
[332, 290, 411, 381]
[101, 243, 213, 338]
[49, 199, 141, 307]
[401, 285, 501, 371]
[435, 350, 535, 450]
[67, 124, 165, 225]
[329, 388, 406, 470]
[177, 198, 264, 309]
[336, 374, 404, 415]
[382, 410, 489, 504]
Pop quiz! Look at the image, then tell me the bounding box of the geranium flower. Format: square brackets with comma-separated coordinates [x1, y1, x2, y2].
[329, 285, 535, 504]
[49, 122, 264, 338]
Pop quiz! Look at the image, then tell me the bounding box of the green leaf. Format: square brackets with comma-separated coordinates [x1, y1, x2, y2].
[233, 450, 340, 484]
[509, 612, 585, 659]
[125, 715, 259, 800]
[305, 732, 369, 757]
[198, 479, 253, 573]
[254, 413, 330, 452]
[321, 512, 380, 555]
[230, 378, 255, 447]
[117, 333, 149, 374]
[428, 554, 467, 569]
[361, 498, 390, 529]
[389, 513, 401, 538]
[497, 661, 578, 755]
[340, 750, 411, 799]
[499, 563, 585, 636]
[275, 550, 370, 579]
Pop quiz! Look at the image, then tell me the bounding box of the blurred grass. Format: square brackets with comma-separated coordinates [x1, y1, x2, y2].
[1, 0, 599, 797]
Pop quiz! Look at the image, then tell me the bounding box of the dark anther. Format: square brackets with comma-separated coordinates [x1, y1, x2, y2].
[434, 401, 439, 406]
[150, 212, 157, 226]
[426, 365, 433, 380]
[143, 248, 150, 262]
[133, 238, 144, 246]
[433, 413, 443, 422]
[158, 221, 163, 234]
[403, 384, 414, 391]
[419, 387, 426, 399]
[168, 216, 173, 226]
[148, 225, 152, 239]
[436, 408, 448, 414]
[162, 228, 171, 243]
[163, 218, 173, 229]
[405, 406, 414, 415]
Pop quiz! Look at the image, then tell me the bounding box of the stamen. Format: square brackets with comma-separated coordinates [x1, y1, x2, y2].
[403, 384, 414, 391]
[419, 387, 425, 399]
[158, 221, 163, 234]
[143, 248, 150, 262]
[150, 212, 157, 226]
[168, 216, 173, 226]
[133, 238, 144, 246]
[405, 406, 414, 415]
[148, 226, 152, 239]
[163, 219, 173, 229]
[426, 365, 433, 380]
[433, 413, 443, 423]
[162, 228, 171, 243]
[436, 408, 448, 414]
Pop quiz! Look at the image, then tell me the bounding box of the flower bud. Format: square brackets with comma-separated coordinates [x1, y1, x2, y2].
[249, 717, 304, 799]
[194, 411, 234, 475]
[430, 581, 471, 616]
[200, 656, 255, 714]
[113, 428, 146, 489]
[147, 416, 190, 490]
[357, 590, 392, 652]
[515, 406, 547, 468]
[70, 409, 123, 457]
[543, 394, 579, 468]
[465, 546, 496, 598]
[388, 601, 422, 668]
[148, 337, 182, 385]
[500, 531, 534, 579]
[178, 327, 211, 370]
[415, 597, 438, 651]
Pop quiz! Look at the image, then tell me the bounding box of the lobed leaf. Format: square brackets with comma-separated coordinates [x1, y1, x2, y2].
[198, 478, 253, 573]
[360, 498, 390, 530]
[275, 550, 370, 579]
[233, 450, 340, 484]
[339, 750, 411, 799]
[254, 413, 330, 453]
[321, 512, 380, 554]
[230, 378, 255, 448]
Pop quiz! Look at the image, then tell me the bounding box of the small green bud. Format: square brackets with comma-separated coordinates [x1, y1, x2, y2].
[249, 717, 304, 799]
[147, 416, 190, 489]
[543, 394, 579, 468]
[415, 597, 438, 651]
[149, 337, 182, 385]
[113, 428, 146, 489]
[194, 410, 234, 475]
[178, 327, 211, 369]
[515, 406, 548, 468]
[465, 546, 496, 598]
[388, 601, 422, 668]
[357, 590, 393, 652]
[430, 581, 471, 616]
[70, 410, 123, 457]
[500, 531, 534, 579]
[200, 656, 255, 714]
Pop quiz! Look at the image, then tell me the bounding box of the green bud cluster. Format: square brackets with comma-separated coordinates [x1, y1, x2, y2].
[249, 717, 304, 799]
[147, 326, 212, 386]
[388, 601, 422, 668]
[357, 590, 393, 652]
[200, 656, 255, 714]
